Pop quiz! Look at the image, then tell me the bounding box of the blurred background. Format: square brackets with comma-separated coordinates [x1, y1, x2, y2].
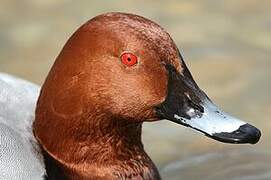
[0, 0, 270, 179]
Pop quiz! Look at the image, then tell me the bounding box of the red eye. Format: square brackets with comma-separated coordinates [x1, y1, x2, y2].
[120, 52, 138, 66]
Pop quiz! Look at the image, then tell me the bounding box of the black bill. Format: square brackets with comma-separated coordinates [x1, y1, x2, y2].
[156, 58, 261, 144]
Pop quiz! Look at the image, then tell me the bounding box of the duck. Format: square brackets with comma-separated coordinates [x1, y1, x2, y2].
[0, 12, 261, 180]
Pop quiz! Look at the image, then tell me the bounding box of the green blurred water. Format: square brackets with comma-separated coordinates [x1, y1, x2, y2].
[0, 0, 270, 179]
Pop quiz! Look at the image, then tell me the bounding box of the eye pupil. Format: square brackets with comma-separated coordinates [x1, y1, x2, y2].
[127, 58, 131, 61]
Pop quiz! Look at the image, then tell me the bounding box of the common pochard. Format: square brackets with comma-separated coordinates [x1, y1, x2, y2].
[0, 12, 261, 180]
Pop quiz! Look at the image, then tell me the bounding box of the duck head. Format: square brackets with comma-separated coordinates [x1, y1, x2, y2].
[33, 12, 261, 179]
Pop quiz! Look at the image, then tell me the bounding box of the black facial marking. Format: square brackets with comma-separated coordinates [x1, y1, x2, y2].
[155, 62, 206, 122]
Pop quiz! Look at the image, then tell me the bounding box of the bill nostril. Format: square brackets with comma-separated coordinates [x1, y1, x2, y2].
[185, 94, 204, 114]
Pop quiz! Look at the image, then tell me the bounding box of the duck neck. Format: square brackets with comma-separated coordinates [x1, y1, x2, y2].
[40, 116, 161, 180]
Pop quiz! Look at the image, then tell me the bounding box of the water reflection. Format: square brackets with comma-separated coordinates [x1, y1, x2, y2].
[161, 149, 271, 180]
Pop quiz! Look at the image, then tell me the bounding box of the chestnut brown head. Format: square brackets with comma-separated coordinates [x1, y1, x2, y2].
[34, 13, 261, 159]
